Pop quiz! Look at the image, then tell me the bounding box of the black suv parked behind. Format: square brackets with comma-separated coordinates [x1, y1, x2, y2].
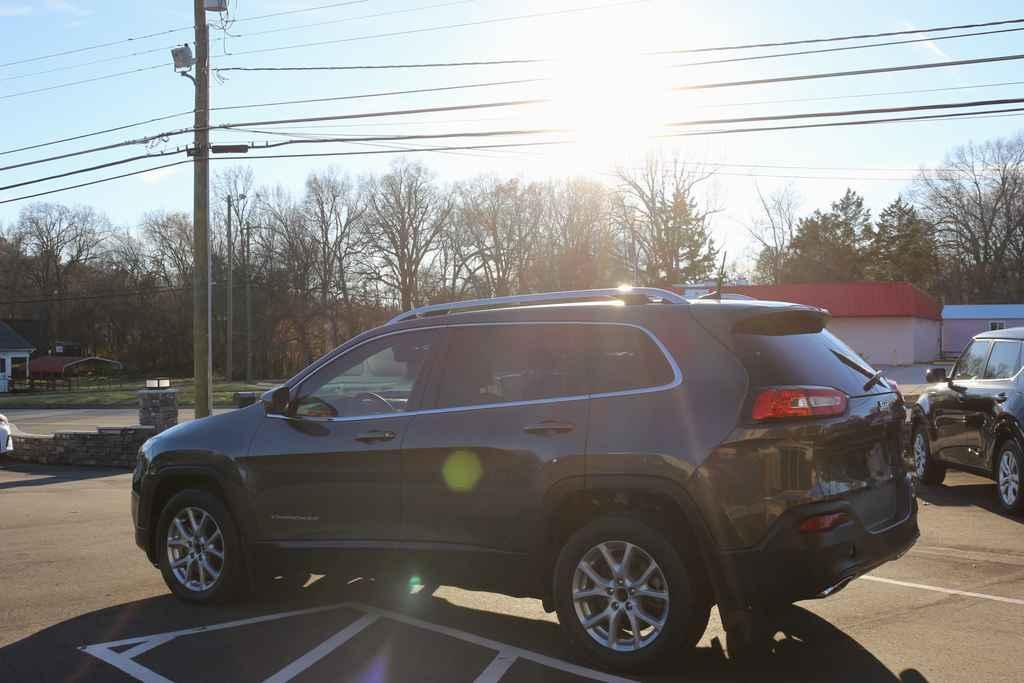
[132, 287, 918, 670]
[912, 327, 1024, 513]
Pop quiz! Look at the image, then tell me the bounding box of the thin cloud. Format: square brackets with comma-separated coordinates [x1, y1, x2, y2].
[903, 22, 951, 61]
[45, 0, 91, 17]
[141, 165, 184, 185]
[0, 4, 32, 16]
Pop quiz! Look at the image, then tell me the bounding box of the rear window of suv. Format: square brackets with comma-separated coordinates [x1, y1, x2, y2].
[732, 329, 890, 397]
[434, 323, 674, 408]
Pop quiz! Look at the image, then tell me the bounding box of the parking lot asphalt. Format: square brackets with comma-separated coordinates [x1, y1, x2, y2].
[1, 463, 1022, 682]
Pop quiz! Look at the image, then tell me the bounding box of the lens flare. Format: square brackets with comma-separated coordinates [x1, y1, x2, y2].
[442, 449, 483, 492]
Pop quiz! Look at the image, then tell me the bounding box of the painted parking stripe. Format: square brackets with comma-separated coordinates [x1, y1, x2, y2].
[352, 603, 636, 683]
[473, 649, 519, 683]
[81, 601, 635, 683]
[863, 575, 1024, 605]
[263, 613, 378, 683]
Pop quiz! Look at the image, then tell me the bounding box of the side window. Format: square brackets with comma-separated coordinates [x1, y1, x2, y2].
[953, 340, 992, 380]
[293, 330, 438, 419]
[587, 325, 675, 394]
[983, 341, 1022, 379]
[435, 325, 588, 408]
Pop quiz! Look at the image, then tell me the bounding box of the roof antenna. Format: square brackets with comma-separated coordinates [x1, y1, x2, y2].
[713, 250, 727, 300]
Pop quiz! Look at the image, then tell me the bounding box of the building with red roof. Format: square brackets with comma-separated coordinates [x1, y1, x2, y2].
[695, 281, 941, 365]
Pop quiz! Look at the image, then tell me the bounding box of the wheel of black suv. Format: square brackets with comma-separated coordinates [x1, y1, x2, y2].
[995, 440, 1024, 515]
[553, 517, 710, 672]
[913, 427, 946, 485]
[157, 489, 245, 603]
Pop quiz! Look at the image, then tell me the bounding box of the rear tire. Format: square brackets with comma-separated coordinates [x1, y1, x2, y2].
[156, 489, 246, 603]
[913, 427, 945, 485]
[995, 440, 1024, 515]
[553, 516, 711, 672]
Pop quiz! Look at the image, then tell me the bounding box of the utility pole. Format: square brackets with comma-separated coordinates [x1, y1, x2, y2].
[192, 0, 212, 418]
[225, 194, 233, 382]
[245, 220, 253, 383]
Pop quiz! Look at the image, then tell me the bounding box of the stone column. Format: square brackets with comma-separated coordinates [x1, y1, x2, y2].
[137, 388, 179, 433]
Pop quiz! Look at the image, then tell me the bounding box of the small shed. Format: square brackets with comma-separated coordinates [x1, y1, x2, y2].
[941, 305, 1024, 357]
[28, 356, 125, 391]
[0, 321, 34, 393]
[718, 281, 942, 366]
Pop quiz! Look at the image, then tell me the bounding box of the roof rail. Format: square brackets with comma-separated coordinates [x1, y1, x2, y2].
[388, 287, 688, 324]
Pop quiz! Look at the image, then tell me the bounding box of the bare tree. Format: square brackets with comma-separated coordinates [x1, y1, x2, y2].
[615, 155, 719, 286]
[915, 133, 1024, 303]
[363, 160, 453, 310]
[747, 184, 800, 284]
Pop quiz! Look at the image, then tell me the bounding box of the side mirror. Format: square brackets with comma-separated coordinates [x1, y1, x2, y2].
[261, 385, 290, 415]
[925, 367, 947, 384]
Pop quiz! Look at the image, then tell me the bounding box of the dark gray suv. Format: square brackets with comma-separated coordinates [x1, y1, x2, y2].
[131, 287, 918, 670]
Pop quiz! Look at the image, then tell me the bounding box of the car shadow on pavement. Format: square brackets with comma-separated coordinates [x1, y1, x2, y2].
[0, 461, 127, 490]
[915, 482, 1024, 525]
[0, 573, 928, 683]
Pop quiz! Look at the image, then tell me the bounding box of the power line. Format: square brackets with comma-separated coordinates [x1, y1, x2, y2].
[0, 63, 165, 102]
[237, 1, 473, 38]
[220, 0, 651, 58]
[213, 24, 1024, 73]
[0, 160, 190, 205]
[8, 106, 1024, 206]
[672, 52, 1024, 92]
[0, 149, 183, 192]
[0, 0, 372, 70]
[0, 111, 192, 157]
[0, 126, 193, 173]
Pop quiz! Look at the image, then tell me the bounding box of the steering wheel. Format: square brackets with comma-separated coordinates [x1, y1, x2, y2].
[353, 391, 397, 412]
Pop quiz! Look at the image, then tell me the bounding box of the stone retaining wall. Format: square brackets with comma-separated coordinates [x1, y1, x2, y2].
[4, 426, 155, 469]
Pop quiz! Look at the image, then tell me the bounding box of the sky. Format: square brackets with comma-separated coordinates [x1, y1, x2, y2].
[2, 0, 1024, 271]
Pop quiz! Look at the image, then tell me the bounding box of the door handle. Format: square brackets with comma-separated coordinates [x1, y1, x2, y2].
[353, 429, 397, 443]
[523, 420, 575, 436]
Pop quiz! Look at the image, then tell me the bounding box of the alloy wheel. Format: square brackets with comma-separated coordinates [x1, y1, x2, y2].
[913, 432, 928, 478]
[571, 540, 670, 652]
[998, 450, 1020, 507]
[166, 506, 225, 592]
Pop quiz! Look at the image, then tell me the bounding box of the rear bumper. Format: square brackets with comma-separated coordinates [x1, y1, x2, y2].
[717, 473, 918, 608]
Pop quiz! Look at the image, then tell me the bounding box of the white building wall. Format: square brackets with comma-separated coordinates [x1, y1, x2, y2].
[825, 317, 937, 366]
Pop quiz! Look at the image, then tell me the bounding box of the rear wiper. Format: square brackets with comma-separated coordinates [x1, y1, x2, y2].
[831, 349, 887, 391]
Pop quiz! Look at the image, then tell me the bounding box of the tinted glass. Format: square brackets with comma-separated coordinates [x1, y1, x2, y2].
[293, 330, 437, 418]
[732, 329, 890, 396]
[587, 325, 675, 394]
[436, 325, 588, 408]
[983, 341, 1022, 379]
[953, 340, 992, 380]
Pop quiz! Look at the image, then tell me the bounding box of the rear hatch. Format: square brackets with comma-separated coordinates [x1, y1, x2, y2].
[691, 300, 906, 534]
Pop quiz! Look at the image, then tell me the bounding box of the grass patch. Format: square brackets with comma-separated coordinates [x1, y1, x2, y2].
[0, 379, 275, 409]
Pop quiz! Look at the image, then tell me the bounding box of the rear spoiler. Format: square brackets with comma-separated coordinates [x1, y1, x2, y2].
[688, 300, 830, 348]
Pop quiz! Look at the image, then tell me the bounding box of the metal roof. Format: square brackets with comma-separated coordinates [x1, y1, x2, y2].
[718, 282, 942, 320]
[942, 304, 1024, 320]
[0, 321, 34, 351]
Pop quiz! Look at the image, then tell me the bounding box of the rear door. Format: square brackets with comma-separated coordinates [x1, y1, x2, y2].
[959, 340, 1022, 469]
[401, 323, 590, 552]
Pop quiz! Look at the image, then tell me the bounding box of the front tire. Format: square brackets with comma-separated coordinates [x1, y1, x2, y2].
[913, 427, 945, 485]
[553, 516, 710, 672]
[156, 489, 245, 603]
[995, 441, 1024, 514]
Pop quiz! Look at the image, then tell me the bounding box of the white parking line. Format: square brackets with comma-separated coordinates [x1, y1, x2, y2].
[263, 613, 378, 683]
[80, 601, 636, 683]
[863, 575, 1024, 605]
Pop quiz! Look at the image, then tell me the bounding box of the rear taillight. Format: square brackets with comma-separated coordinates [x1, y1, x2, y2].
[799, 512, 850, 533]
[751, 386, 848, 421]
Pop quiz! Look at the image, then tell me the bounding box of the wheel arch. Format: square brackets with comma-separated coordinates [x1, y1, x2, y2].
[146, 465, 235, 563]
[539, 475, 732, 618]
[986, 418, 1024, 477]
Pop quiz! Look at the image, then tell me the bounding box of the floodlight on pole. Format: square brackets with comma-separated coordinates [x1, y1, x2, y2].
[204, 0, 228, 11]
[171, 44, 194, 71]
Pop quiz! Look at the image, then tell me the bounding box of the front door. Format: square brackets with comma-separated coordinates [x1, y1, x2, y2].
[242, 328, 440, 542]
[960, 340, 1023, 470]
[934, 339, 991, 466]
[401, 323, 590, 552]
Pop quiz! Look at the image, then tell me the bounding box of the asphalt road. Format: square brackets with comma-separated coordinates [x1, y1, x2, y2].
[1, 464, 1022, 682]
[2, 408, 232, 436]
